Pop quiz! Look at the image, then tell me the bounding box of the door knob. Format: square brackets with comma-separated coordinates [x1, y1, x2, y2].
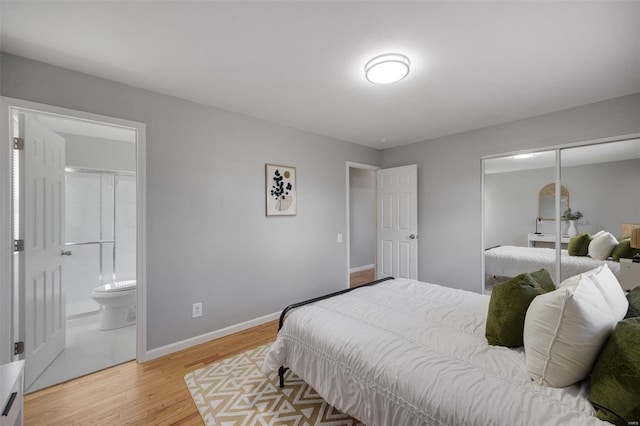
[409, 234, 417, 240]
[61, 250, 72, 256]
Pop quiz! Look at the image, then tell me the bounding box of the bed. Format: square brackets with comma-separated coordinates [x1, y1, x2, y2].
[484, 245, 621, 282]
[262, 278, 607, 425]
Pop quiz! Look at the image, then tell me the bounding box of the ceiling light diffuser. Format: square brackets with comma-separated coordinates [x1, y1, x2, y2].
[365, 53, 410, 84]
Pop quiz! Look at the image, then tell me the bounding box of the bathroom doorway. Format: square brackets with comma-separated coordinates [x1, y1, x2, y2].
[4, 101, 145, 393]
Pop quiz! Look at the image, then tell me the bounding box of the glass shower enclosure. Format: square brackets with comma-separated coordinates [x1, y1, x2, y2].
[64, 169, 136, 317]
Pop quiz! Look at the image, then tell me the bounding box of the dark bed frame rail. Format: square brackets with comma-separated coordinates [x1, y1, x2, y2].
[276, 276, 394, 387]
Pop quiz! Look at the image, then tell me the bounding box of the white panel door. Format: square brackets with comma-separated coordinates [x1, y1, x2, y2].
[376, 165, 418, 279]
[20, 114, 66, 388]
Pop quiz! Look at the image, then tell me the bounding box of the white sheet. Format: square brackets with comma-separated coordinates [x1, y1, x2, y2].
[263, 279, 606, 426]
[485, 245, 620, 282]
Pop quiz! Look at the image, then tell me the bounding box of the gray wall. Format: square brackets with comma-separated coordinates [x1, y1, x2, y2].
[485, 159, 640, 248]
[381, 93, 640, 293]
[1, 53, 381, 350]
[484, 166, 555, 248]
[349, 168, 375, 269]
[562, 159, 640, 235]
[63, 133, 136, 172]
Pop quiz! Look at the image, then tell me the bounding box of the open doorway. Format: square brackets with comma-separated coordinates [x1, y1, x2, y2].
[2, 99, 146, 393]
[346, 162, 378, 288]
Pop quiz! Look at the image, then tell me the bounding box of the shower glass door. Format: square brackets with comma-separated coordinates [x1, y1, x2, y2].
[64, 169, 135, 317]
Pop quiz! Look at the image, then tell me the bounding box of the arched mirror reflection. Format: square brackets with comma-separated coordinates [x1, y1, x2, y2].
[538, 183, 569, 221]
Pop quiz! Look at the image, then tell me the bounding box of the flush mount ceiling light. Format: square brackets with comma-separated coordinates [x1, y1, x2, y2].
[513, 153, 535, 159]
[365, 53, 410, 84]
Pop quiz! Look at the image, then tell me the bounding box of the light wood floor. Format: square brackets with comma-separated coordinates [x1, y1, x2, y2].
[26, 272, 376, 425]
[24, 320, 279, 426]
[350, 267, 375, 288]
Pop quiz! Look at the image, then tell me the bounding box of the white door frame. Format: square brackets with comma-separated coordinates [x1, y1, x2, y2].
[0, 96, 148, 364]
[345, 161, 380, 288]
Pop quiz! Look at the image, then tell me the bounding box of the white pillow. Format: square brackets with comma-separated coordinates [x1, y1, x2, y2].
[585, 264, 629, 321]
[558, 265, 628, 321]
[523, 275, 616, 387]
[557, 274, 582, 289]
[588, 232, 618, 260]
[591, 230, 606, 239]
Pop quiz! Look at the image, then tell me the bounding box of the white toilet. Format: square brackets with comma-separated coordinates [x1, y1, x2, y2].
[91, 280, 137, 330]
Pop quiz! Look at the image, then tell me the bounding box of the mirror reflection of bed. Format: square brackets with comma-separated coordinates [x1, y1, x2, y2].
[484, 225, 639, 294]
[483, 138, 640, 295]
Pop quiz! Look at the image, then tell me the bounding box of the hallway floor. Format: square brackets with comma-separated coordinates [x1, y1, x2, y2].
[26, 313, 136, 393]
[350, 267, 376, 288]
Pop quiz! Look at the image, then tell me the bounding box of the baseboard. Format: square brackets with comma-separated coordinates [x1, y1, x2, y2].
[350, 264, 375, 273]
[140, 311, 280, 362]
[66, 310, 101, 321]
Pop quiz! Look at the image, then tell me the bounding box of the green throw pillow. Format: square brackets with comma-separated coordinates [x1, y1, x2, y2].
[626, 286, 640, 319]
[485, 271, 553, 347]
[529, 268, 556, 292]
[568, 233, 591, 256]
[589, 317, 640, 425]
[611, 238, 640, 262]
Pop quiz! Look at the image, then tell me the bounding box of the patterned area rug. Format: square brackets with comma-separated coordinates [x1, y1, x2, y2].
[184, 344, 364, 426]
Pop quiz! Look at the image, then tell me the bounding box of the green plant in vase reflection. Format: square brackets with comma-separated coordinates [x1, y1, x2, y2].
[563, 209, 583, 221]
[563, 208, 583, 237]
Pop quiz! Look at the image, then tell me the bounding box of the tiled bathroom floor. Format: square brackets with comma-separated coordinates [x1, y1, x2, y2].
[26, 313, 136, 393]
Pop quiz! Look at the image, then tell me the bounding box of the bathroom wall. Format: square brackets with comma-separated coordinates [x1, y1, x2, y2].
[62, 133, 136, 172]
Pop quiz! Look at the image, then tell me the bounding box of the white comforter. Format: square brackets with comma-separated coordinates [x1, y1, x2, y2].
[263, 279, 606, 426]
[485, 245, 620, 282]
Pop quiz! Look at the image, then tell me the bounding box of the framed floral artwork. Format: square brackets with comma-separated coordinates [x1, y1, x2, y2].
[265, 164, 296, 216]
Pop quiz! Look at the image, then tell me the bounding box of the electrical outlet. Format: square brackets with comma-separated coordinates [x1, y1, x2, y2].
[192, 302, 203, 318]
[337, 233, 343, 243]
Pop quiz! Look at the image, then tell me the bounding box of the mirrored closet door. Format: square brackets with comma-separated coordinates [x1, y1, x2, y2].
[483, 150, 557, 293]
[557, 139, 640, 285]
[483, 137, 640, 294]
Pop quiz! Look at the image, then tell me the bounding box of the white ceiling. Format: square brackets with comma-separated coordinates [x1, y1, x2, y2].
[1, 1, 639, 149]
